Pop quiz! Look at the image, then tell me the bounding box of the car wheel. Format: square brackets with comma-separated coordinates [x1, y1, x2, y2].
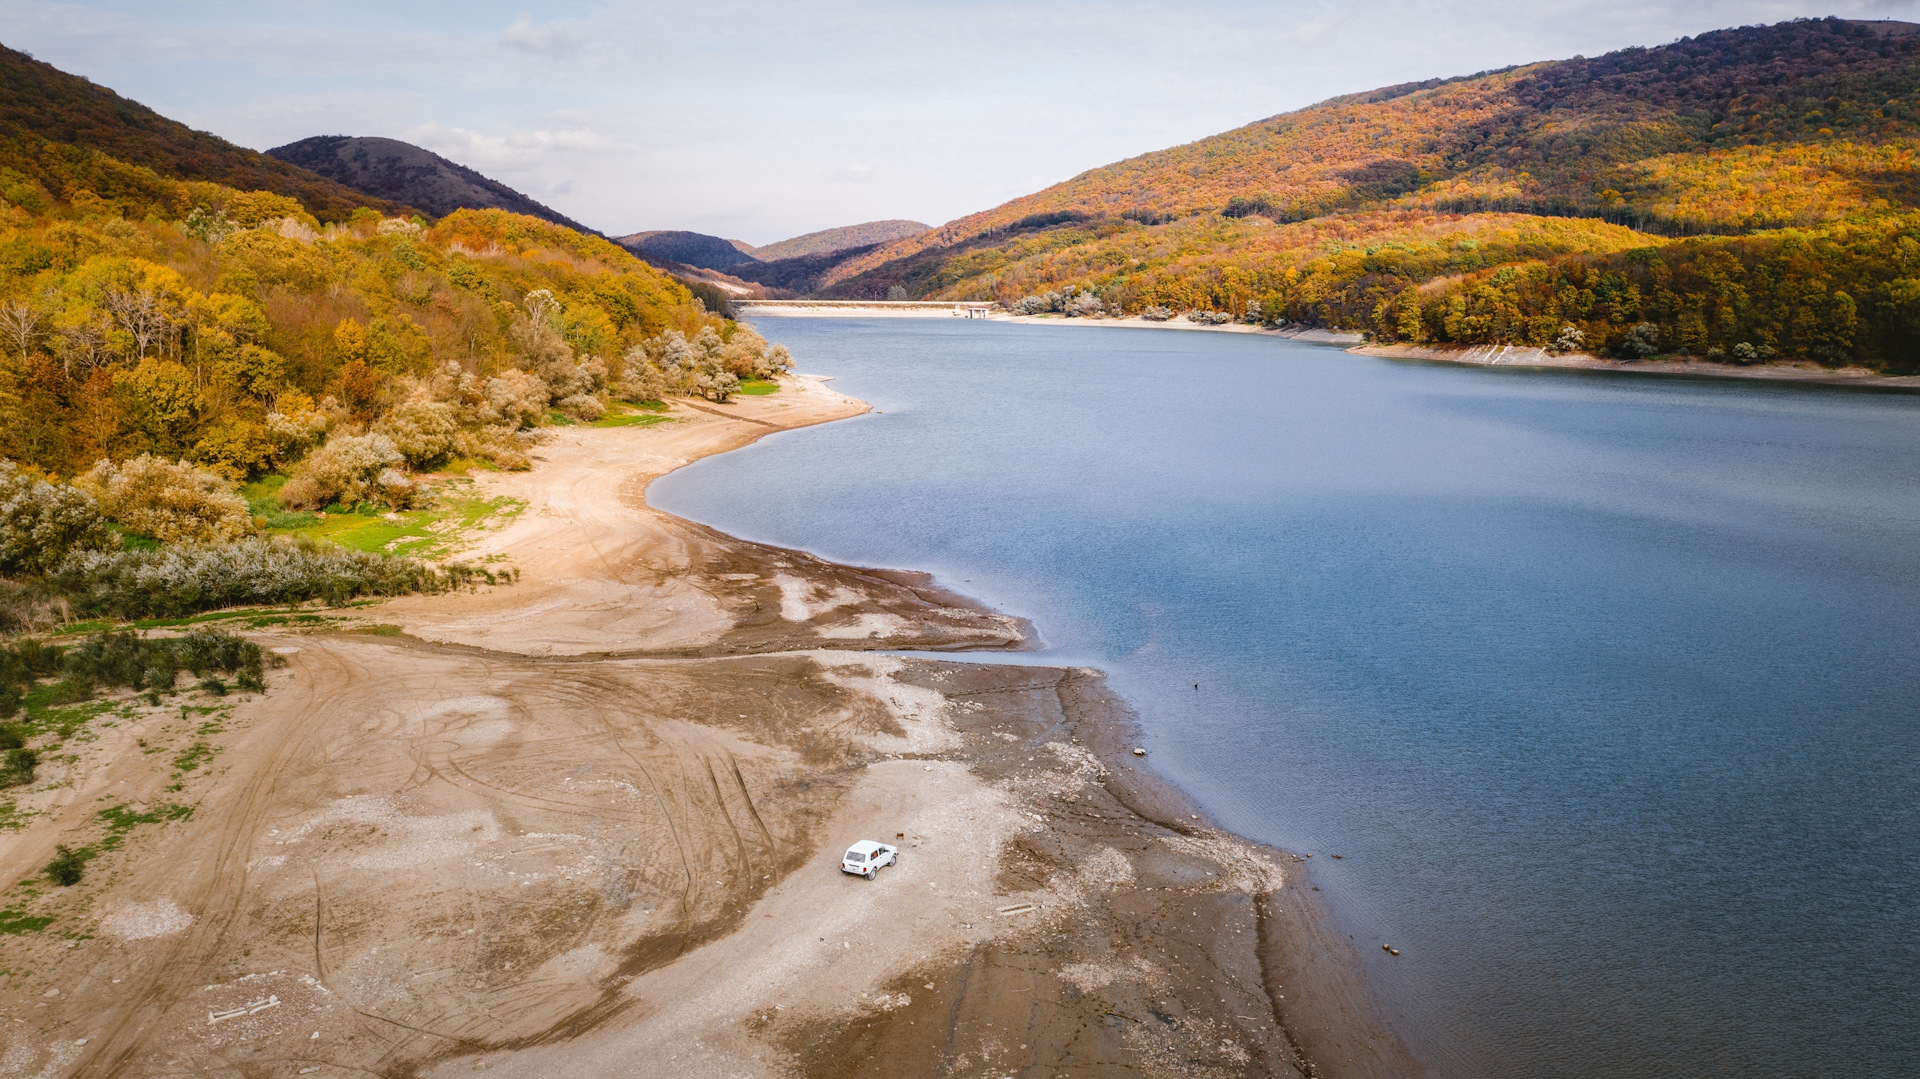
[865, 869, 875, 880]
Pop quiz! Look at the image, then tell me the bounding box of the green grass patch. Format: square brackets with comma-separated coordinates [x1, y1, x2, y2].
[251, 478, 525, 559]
[171, 742, 216, 772]
[592, 412, 670, 429]
[0, 909, 53, 934]
[736, 379, 780, 396]
[593, 400, 675, 428]
[99, 803, 193, 851]
[18, 692, 114, 740]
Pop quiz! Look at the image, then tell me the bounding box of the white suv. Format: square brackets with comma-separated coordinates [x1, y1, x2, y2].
[840, 840, 898, 879]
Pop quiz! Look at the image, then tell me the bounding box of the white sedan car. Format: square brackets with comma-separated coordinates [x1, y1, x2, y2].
[840, 840, 898, 879]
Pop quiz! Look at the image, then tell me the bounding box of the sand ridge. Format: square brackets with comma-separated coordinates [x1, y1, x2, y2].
[0, 374, 1416, 1078]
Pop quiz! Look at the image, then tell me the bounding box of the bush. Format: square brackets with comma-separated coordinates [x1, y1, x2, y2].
[451, 426, 531, 471]
[554, 394, 605, 423]
[376, 397, 460, 469]
[279, 433, 414, 510]
[484, 370, 550, 430]
[1547, 325, 1587, 355]
[56, 628, 263, 693]
[44, 845, 94, 886]
[616, 349, 670, 403]
[50, 536, 499, 619]
[1139, 306, 1173, 321]
[0, 747, 35, 788]
[0, 462, 115, 576]
[73, 456, 252, 545]
[1615, 322, 1663, 359]
[1063, 290, 1105, 318]
[1185, 310, 1234, 325]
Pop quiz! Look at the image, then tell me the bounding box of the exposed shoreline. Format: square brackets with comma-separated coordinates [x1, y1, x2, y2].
[0, 374, 1415, 1077]
[738, 301, 1366, 342]
[1356, 342, 1920, 390]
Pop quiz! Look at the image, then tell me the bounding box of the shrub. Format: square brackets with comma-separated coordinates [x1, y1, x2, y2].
[554, 394, 606, 423]
[73, 456, 252, 545]
[1185, 310, 1234, 325]
[279, 433, 415, 510]
[375, 397, 460, 469]
[50, 536, 499, 618]
[1547, 325, 1587, 355]
[1010, 292, 1060, 315]
[0, 462, 115, 576]
[0, 747, 34, 788]
[451, 426, 531, 471]
[1139, 305, 1173, 321]
[43, 845, 94, 886]
[616, 349, 670, 403]
[1063, 290, 1106, 318]
[0, 580, 69, 638]
[1615, 322, 1663, 359]
[484, 370, 550, 430]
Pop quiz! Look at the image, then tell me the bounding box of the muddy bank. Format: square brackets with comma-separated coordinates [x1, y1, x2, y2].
[0, 374, 1414, 1078]
[1356, 342, 1920, 391]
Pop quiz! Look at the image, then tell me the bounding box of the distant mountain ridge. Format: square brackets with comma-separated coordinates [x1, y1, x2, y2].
[267, 135, 594, 233]
[0, 42, 404, 221]
[814, 18, 1920, 373]
[821, 17, 1920, 299]
[749, 219, 928, 262]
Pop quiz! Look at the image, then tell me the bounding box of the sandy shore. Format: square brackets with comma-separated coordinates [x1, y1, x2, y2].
[0, 375, 1414, 1078]
[1357, 342, 1920, 390]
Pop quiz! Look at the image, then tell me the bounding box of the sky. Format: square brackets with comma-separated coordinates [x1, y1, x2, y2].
[3, 0, 1917, 244]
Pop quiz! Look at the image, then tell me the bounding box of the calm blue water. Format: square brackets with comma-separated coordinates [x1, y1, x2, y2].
[651, 319, 1920, 1079]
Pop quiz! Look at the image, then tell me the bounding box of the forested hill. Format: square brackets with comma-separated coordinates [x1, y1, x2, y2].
[267, 136, 595, 234]
[750, 220, 928, 261]
[0, 43, 407, 222]
[820, 18, 1920, 373]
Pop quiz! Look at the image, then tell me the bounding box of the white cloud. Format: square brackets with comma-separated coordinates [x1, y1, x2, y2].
[499, 14, 583, 59]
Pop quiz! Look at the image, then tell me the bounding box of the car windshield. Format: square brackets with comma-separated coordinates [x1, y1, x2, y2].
[846, 851, 865, 862]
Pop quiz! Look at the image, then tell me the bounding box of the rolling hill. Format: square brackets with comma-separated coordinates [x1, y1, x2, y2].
[817, 18, 1920, 371]
[0, 42, 405, 221]
[267, 136, 595, 233]
[615, 230, 761, 271]
[749, 219, 928, 262]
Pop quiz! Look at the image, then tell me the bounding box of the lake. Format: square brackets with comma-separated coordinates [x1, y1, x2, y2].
[649, 318, 1920, 1078]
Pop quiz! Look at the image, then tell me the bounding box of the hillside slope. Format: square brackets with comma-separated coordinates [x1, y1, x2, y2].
[830, 17, 1920, 291]
[822, 18, 1920, 371]
[616, 230, 761, 271]
[751, 219, 928, 261]
[267, 136, 594, 233]
[0, 43, 404, 221]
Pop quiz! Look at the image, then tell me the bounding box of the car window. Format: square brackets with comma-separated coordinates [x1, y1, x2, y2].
[847, 851, 864, 862]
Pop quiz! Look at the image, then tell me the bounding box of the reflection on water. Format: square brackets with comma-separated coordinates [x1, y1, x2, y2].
[651, 319, 1920, 1079]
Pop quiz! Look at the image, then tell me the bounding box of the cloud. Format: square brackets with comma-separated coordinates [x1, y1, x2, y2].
[500, 15, 583, 59]
[401, 122, 627, 172]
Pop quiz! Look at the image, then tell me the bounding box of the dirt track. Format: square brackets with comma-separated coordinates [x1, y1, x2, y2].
[0, 376, 1417, 1078]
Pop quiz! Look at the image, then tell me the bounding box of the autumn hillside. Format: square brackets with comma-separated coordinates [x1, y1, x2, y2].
[0, 43, 410, 223]
[0, 48, 804, 629]
[824, 18, 1920, 372]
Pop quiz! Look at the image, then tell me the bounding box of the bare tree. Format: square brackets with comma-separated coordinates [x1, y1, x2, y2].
[0, 299, 42, 363]
[522, 289, 558, 334]
[55, 317, 110, 376]
[104, 288, 172, 359]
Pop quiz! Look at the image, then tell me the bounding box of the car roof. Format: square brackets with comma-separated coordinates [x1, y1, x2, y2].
[846, 840, 883, 853]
